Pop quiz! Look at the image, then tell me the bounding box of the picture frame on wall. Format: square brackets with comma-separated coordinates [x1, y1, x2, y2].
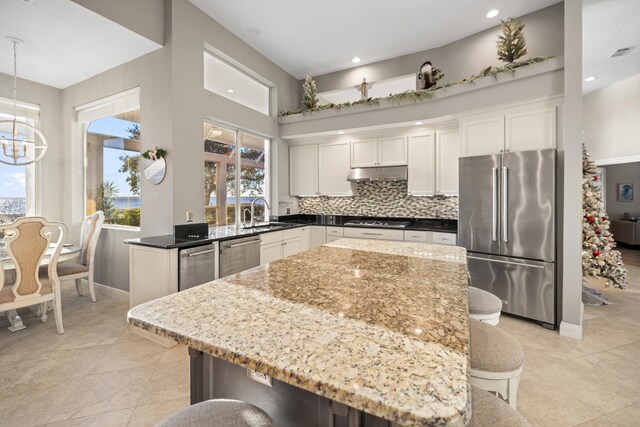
[618, 183, 634, 202]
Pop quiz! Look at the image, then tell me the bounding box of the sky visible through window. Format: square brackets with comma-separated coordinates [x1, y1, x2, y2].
[88, 116, 139, 197]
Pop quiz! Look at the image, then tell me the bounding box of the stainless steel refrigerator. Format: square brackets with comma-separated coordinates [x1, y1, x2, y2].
[459, 149, 556, 327]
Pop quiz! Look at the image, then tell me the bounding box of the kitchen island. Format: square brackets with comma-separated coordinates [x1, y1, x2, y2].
[127, 239, 471, 427]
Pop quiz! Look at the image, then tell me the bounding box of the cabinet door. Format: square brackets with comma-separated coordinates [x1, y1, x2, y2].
[318, 142, 353, 195]
[378, 136, 407, 166]
[505, 107, 556, 152]
[326, 235, 343, 243]
[432, 232, 457, 246]
[290, 145, 318, 196]
[310, 226, 326, 248]
[260, 242, 282, 265]
[282, 237, 303, 258]
[403, 230, 431, 243]
[407, 133, 435, 196]
[436, 130, 461, 195]
[461, 116, 505, 156]
[343, 227, 404, 241]
[350, 139, 378, 167]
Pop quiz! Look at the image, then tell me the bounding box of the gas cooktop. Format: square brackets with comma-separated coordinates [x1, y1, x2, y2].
[344, 219, 412, 228]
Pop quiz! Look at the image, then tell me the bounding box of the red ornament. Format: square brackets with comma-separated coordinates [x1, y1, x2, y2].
[593, 176, 598, 181]
[595, 228, 601, 234]
[587, 217, 595, 223]
[602, 217, 608, 221]
[594, 250, 601, 256]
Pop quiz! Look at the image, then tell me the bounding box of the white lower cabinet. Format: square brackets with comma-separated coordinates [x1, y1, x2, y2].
[326, 235, 344, 243]
[403, 230, 429, 243]
[432, 232, 457, 245]
[343, 227, 404, 241]
[310, 226, 326, 248]
[259, 227, 310, 264]
[403, 230, 457, 245]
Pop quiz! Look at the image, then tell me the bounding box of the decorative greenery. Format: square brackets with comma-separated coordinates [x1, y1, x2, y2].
[141, 146, 167, 160]
[302, 73, 319, 110]
[497, 17, 527, 64]
[278, 56, 553, 118]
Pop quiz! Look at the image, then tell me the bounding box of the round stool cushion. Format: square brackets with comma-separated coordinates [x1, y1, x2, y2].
[468, 287, 502, 315]
[469, 319, 524, 372]
[471, 386, 530, 426]
[157, 399, 275, 427]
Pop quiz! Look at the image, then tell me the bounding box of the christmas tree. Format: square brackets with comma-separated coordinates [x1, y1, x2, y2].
[302, 74, 319, 110]
[582, 144, 627, 288]
[496, 17, 527, 64]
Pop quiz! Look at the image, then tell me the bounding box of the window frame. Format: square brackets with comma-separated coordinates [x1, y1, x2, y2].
[74, 88, 141, 230]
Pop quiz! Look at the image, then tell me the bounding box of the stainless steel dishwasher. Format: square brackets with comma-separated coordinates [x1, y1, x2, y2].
[219, 235, 261, 278]
[179, 243, 217, 291]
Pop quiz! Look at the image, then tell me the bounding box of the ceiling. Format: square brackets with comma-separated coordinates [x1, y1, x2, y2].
[0, 0, 161, 89]
[190, 0, 561, 80]
[582, 0, 640, 94]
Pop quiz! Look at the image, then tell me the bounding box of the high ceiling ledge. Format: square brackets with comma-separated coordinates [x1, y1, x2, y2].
[279, 56, 564, 139]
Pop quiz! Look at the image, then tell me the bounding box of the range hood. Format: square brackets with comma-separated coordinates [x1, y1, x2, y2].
[347, 166, 408, 182]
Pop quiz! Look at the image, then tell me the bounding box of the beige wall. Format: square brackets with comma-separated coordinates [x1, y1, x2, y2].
[57, 0, 299, 291]
[604, 162, 640, 219]
[584, 74, 640, 163]
[0, 74, 63, 222]
[312, 3, 564, 95]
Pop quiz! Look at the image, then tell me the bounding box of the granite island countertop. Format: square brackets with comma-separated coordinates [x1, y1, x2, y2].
[127, 239, 471, 427]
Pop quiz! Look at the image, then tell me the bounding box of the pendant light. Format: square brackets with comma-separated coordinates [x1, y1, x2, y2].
[0, 37, 48, 166]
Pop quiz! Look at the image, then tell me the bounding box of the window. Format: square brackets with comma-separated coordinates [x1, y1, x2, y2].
[203, 51, 271, 116]
[204, 122, 269, 226]
[0, 99, 40, 222]
[76, 89, 141, 227]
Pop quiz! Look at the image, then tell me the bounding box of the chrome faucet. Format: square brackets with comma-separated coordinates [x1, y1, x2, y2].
[250, 197, 270, 227]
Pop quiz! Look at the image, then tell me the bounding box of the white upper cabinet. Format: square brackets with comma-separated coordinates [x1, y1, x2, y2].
[407, 133, 436, 196]
[350, 138, 378, 167]
[505, 108, 556, 152]
[461, 116, 505, 157]
[378, 136, 407, 166]
[461, 105, 557, 157]
[436, 130, 461, 195]
[350, 136, 407, 167]
[290, 145, 318, 196]
[318, 142, 352, 195]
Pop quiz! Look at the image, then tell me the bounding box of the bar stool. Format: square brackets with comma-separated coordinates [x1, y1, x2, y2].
[469, 319, 524, 409]
[157, 399, 275, 427]
[471, 386, 530, 426]
[468, 286, 502, 325]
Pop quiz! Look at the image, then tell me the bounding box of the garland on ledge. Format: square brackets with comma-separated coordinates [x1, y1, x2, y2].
[278, 56, 554, 118]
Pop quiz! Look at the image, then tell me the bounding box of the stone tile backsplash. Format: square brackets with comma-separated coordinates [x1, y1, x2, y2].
[297, 181, 458, 219]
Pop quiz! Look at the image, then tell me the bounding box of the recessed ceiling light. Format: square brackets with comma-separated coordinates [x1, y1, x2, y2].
[247, 28, 260, 37]
[585, 76, 597, 82]
[337, 131, 345, 135]
[486, 9, 499, 18]
[414, 121, 423, 126]
[227, 89, 235, 93]
[352, 57, 361, 64]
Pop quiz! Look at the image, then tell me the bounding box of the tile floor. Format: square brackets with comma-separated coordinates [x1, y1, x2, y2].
[0, 250, 639, 426]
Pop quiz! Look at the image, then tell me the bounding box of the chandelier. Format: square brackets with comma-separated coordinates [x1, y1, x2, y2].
[0, 37, 48, 166]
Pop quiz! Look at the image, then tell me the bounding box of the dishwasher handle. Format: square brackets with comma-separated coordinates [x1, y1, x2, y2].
[181, 248, 216, 257]
[226, 239, 261, 249]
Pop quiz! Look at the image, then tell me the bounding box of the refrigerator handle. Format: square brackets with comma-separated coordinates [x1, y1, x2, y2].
[502, 166, 508, 242]
[492, 167, 498, 241]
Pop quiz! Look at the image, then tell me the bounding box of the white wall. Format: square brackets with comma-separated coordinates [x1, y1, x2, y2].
[584, 74, 640, 164]
[604, 162, 640, 219]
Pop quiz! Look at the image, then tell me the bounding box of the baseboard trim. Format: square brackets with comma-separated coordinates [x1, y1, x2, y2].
[93, 282, 130, 302]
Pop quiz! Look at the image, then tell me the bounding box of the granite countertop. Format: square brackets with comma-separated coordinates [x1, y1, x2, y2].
[128, 239, 471, 426]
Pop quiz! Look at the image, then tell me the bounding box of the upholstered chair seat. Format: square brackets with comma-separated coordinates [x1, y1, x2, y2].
[468, 286, 502, 325]
[471, 385, 530, 426]
[40, 262, 89, 277]
[469, 319, 524, 408]
[157, 399, 275, 427]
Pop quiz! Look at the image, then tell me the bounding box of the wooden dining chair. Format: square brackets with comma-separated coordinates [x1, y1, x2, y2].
[0, 217, 67, 334]
[55, 211, 104, 303]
